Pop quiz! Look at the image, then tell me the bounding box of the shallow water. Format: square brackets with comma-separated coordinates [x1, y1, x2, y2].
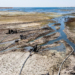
[44, 43, 66, 52]
[0, 46, 19, 53]
[0, 15, 75, 52]
[0, 7, 75, 14]
[42, 15, 75, 51]
[0, 39, 20, 45]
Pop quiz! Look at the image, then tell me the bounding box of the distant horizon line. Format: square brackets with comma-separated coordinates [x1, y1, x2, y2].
[0, 6, 75, 8]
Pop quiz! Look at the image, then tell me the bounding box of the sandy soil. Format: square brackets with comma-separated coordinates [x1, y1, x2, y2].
[64, 26, 75, 44]
[0, 11, 74, 75]
[60, 55, 75, 75]
[0, 40, 74, 75]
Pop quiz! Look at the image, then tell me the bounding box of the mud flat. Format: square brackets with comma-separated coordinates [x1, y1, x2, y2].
[64, 17, 75, 44]
[52, 23, 61, 26]
[0, 28, 56, 52]
[0, 11, 74, 75]
[55, 26, 60, 30]
[0, 11, 61, 43]
[0, 11, 61, 49]
[0, 11, 62, 24]
[0, 39, 74, 75]
[64, 26, 75, 44]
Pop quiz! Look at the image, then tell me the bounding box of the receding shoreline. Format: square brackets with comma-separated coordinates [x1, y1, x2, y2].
[0, 11, 75, 75]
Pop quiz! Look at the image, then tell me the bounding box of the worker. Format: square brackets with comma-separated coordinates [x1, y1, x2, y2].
[8, 29, 11, 34]
[33, 45, 38, 52]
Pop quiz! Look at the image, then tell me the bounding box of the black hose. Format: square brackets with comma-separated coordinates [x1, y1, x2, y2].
[0, 42, 15, 53]
[58, 47, 74, 75]
[0, 35, 9, 43]
[19, 51, 32, 75]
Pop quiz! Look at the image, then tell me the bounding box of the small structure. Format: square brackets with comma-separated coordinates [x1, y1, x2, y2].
[20, 35, 26, 40]
[8, 29, 11, 34]
[15, 39, 19, 43]
[7, 29, 17, 34]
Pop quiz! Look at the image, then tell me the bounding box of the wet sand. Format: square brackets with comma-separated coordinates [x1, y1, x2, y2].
[64, 17, 75, 44]
[0, 11, 75, 75]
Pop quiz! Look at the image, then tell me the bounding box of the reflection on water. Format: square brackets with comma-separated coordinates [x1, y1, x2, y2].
[0, 46, 33, 53]
[42, 15, 75, 51]
[0, 39, 20, 45]
[0, 15, 75, 52]
[0, 46, 19, 53]
[0, 7, 75, 14]
[24, 46, 33, 51]
[44, 43, 66, 52]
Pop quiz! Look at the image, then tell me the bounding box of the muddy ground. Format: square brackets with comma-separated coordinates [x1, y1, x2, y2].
[64, 17, 75, 44]
[0, 39, 75, 75]
[0, 12, 75, 75]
